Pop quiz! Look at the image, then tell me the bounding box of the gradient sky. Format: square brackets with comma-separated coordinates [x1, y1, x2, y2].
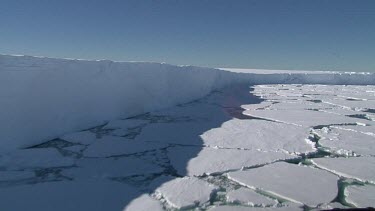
[1, 0, 374, 71]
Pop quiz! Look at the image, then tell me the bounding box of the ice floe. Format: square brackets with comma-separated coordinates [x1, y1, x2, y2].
[168, 146, 295, 176]
[154, 177, 218, 209]
[227, 162, 338, 207]
[345, 184, 375, 208]
[312, 157, 375, 183]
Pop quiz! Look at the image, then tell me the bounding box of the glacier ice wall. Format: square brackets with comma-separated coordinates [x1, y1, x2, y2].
[0, 54, 374, 151]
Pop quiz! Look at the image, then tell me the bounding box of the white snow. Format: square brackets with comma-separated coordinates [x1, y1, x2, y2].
[334, 125, 375, 137]
[124, 194, 164, 211]
[210, 205, 302, 211]
[154, 177, 218, 209]
[244, 109, 366, 127]
[312, 157, 375, 183]
[168, 146, 296, 176]
[227, 162, 339, 207]
[345, 185, 375, 208]
[226, 188, 277, 206]
[314, 127, 375, 156]
[322, 98, 375, 111]
[201, 119, 315, 154]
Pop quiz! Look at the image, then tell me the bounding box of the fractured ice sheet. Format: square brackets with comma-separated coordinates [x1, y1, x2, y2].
[227, 162, 338, 207]
[60, 131, 97, 145]
[145, 103, 227, 123]
[62, 157, 163, 179]
[265, 101, 334, 110]
[123, 194, 164, 211]
[134, 122, 207, 145]
[0, 180, 140, 211]
[345, 185, 375, 208]
[62, 145, 86, 153]
[0, 170, 35, 181]
[333, 125, 375, 136]
[314, 127, 375, 156]
[210, 205, 302, 211]
[322, 98, 375, 111]
[0, 148, 74, 170]
[83, 136, 168, 157]
[312, 157, 375, 183]
[155, 177, 218, 209]
[226, 187, 277, 206]
[201, 119, 315, 154]
[241, 101, 273, 110]
[103, 119, 148, 130]
[318, 108, 371, 117]
[244, 109, 366, 127]
[168, 146, 296, 176]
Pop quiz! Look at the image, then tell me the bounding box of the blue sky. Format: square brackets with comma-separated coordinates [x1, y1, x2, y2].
[1, 0, 374, 71]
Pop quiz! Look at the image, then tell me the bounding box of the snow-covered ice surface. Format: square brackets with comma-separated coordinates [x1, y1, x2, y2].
[226, 188, 278, 206]
[313, 127, 375, 156]
[154, 177, 218, 209]
[312, 157, 375, 184]
[168, 146, 295, 176]
[345, 185, 375, 208]
[1, 56, 375, 210]
[227, 162, 339, 207]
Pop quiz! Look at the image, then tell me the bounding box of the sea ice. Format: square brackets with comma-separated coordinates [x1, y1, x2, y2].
[0, 180, 140, 211]
[345, 185, 375, 208]
[227, 162, 338, 207]
[312, 157, 375, 183]
[226, 187, 277, 206]
[83, 136, 168, 157]
[201, 119, 315, 154]
[333, 125, 375, 136]
[62, 157, 163, 179]
[210, 205, 302, 211]
[60, 131, 97, 145]
[124, 194, 164, 211]
[103, 119, 148, 130]
[0, 170, 35, 181]
[314, 127, 375, 156]
[0, 148, 74, 170]
[168, 146, 295, 176]
[241, 101, 273, 110]
[322, 98, 375, 111]
[244, 109, 366, 127]
[134, 122, 208, 145]
[155, 177, 218, 209]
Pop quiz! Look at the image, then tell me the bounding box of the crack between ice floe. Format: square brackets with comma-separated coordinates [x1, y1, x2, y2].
[196, 158, 300, 178]
[331, 125, 375, 137]
[225, 175, 304, 206]
[310, 160, 374, 185]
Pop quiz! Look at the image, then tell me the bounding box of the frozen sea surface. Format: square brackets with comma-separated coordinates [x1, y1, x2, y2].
[0, 84, 374, 210]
